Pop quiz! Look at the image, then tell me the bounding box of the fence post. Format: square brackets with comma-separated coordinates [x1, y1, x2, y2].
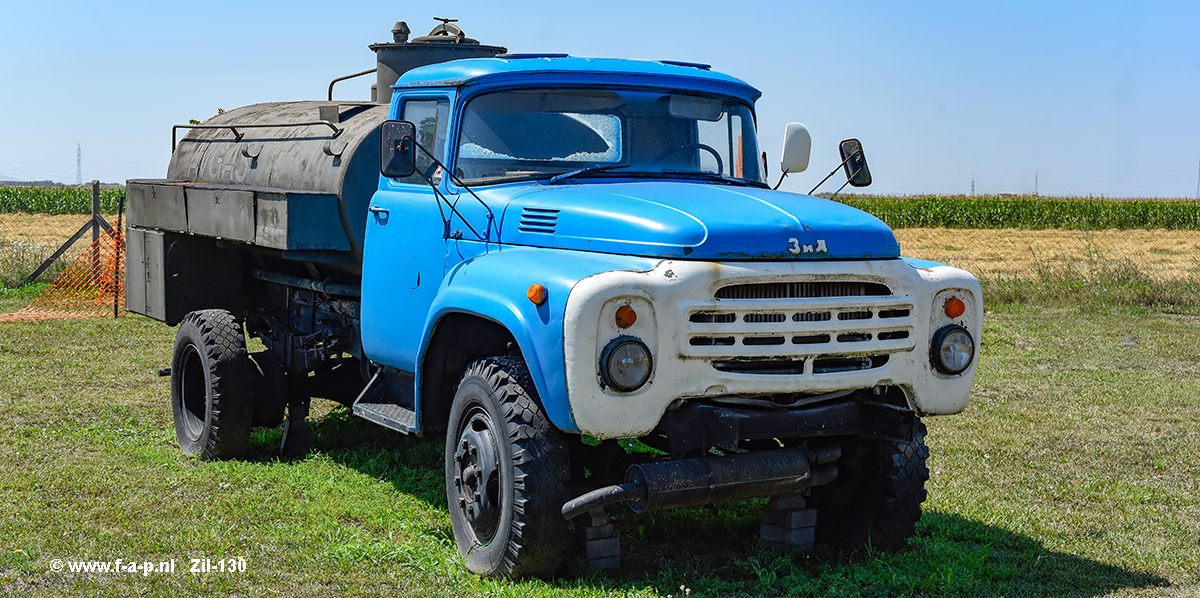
[91, 180, 100, 280]
[114, 194, 125, 318]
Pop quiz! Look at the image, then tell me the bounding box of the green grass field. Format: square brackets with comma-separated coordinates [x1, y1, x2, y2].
[1, 297, 1197, 597]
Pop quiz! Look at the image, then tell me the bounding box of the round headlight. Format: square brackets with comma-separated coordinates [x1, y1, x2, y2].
[600, 338, 653, 392]
[931, 325, 974, 375]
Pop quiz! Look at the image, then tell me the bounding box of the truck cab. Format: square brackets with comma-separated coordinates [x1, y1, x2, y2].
[125, 20, 980, 579]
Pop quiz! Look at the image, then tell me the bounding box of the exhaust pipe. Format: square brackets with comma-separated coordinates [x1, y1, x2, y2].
[562, 446, 840, 520]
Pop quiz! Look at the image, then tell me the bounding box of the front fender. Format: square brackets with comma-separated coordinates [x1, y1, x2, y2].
[418, 245, 660, 433]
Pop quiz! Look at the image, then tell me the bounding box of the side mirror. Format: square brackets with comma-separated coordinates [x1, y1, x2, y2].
[780, 122, 812, 174]
[839, 139, 872, 187]
[379, 120, 416, 179]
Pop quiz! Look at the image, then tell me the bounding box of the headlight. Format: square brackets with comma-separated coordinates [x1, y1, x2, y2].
[600, 337, 653, 392]
[931, 325, 974, 375]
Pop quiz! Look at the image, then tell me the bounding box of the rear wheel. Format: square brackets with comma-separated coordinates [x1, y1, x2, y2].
[445, 356, 571, 578]
[809, 419, 929, 550]
[170, 309, 253, 459]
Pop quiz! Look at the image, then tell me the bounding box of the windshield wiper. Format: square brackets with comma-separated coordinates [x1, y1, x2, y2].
[547, 164, 631, 185]
[661, 170, 758, 187]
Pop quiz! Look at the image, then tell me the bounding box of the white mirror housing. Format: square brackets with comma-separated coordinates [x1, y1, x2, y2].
[780, 122, 812, 174]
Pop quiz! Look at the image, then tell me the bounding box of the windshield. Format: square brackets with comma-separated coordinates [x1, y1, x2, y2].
[455, 88, 764, 185]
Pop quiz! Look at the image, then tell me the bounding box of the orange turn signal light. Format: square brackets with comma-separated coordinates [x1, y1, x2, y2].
[944, 297, 966, 319]
[527, 284, 547, 305]
[615, 305, 637, 328]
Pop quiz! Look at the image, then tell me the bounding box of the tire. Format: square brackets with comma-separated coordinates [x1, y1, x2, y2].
[170, 309, 253, 460]
[445, 356, 571, 578]
[808, 419, 930, 550]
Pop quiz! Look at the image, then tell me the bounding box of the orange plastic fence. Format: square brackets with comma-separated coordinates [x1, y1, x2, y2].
[1, 227, 125, 323]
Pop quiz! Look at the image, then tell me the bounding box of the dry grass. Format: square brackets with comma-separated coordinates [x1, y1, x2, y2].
[0, 213, 96, 248]
[0, 214, 111, 288]
[896, 228, 1200, 281]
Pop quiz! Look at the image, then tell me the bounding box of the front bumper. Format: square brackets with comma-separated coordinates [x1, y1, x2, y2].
[562, 259, 982, 439]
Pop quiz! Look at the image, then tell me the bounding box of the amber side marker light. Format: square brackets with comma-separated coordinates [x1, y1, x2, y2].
[944, 297, 966, 318]
[527, 284, 547, 305]
[615, 305, 638, 328]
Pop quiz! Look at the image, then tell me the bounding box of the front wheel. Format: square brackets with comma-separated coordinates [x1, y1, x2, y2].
[445, 356, 571, 578]
[808, 419, 930, 550]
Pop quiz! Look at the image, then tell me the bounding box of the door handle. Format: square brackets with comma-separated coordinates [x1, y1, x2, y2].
[368, 205, 390, 216]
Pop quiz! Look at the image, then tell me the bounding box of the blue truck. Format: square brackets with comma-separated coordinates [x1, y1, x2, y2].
[125, 19, 982, 577]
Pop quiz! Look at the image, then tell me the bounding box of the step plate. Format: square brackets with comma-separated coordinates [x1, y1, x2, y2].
[353, 402, 416, 434]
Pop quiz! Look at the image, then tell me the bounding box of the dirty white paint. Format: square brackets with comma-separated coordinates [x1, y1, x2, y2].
[562, 259, 983, 439]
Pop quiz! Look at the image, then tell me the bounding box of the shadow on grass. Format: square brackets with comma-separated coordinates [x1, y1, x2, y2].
[278, 407, 1168, 597]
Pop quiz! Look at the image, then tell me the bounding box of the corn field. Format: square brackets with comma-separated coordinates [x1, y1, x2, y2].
[837, 194, 1200, 230]
[1, 188, 1198, 310]
[0, 186, 125, 215]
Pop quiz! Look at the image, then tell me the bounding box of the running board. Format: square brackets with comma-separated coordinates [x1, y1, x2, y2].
[352, 368, 417, 434]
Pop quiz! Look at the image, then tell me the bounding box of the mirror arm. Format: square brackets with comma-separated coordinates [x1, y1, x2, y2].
[409, 142, 490, 241]
[807, 149, 861, 196]
[827, 163, 865, 202]
[772, 172, 787, 191]
[415, 143, 496, 229]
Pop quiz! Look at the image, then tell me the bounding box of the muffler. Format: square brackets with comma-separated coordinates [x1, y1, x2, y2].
[562, 446, 840, 520]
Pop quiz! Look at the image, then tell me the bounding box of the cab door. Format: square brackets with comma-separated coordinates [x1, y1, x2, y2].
[361, 94, 453, 371]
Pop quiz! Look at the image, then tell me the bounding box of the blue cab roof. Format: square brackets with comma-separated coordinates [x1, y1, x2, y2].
[394, 56, 761, 99]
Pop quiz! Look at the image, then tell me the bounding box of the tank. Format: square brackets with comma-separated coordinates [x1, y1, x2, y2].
[166, 100, 387, 256]
[370, 18, 507, 103]
[161, 19, 506, 257]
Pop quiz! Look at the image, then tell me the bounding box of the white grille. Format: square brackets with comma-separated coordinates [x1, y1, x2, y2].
[682, 285, 917, 376]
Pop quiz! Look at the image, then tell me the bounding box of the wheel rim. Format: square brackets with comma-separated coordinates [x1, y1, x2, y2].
[179, 344, 207, 440]
[452, 406, 502, 543]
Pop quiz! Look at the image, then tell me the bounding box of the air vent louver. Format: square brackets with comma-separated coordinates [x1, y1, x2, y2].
[518, 207, 558, 234]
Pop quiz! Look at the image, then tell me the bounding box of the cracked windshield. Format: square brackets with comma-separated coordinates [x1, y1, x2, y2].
[455, 88, 764, 185]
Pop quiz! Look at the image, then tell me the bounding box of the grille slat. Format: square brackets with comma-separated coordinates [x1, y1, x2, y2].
[716, 281, 890, 300]
[685, 279, 914, 376]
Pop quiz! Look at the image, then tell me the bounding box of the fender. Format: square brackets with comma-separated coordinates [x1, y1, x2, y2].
[416, 245, 660, 433]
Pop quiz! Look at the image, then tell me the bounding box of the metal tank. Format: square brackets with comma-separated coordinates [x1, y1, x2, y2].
[161, 19, 506, 259]
[370, 18, 507, 103]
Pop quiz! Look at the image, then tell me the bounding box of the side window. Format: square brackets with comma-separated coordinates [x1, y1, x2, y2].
[398, 99, 450, 185]
[697, 112, 730, 175]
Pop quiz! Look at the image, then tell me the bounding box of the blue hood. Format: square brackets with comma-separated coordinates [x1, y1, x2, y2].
[488, 181, 899, 260]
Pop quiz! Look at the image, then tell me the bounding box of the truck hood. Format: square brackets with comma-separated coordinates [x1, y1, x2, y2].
[489, 181, 899, 260]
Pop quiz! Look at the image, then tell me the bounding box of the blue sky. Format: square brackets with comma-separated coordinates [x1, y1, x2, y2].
[1, 0, 1197, 197]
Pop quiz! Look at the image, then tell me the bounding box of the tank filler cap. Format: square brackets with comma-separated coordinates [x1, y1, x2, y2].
[412, 17, 479, 45]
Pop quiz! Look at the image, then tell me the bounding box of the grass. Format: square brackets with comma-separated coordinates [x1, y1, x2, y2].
[0, 236, 68, 288]
[0, 214, 124, 288]
[887, 228, 1200, 313]
[837, 195, 1200, 230]
[0, 304, 1198, 596]
[982, 255, 1200, 313]
[895, 228, 1200, 282]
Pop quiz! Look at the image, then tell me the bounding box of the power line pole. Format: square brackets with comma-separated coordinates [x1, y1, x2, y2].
[1195, 158, 1199, 199]
[970, 174, 975, 197]
[1035, 172, 1039, 196]
[76, 144, 82, 185]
